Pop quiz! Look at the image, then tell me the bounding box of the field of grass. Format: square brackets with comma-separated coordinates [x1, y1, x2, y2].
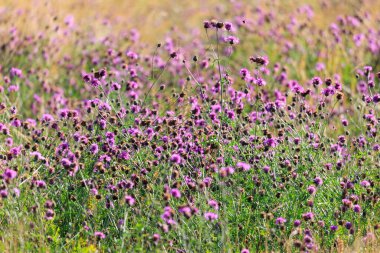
[0, 0, 379, 252]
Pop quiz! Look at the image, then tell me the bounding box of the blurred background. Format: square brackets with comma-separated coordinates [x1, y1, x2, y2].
[1, 0, 377, 43]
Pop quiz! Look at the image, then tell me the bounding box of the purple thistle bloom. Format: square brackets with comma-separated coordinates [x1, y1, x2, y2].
[313, 177, 323, 186]
[315, 62, 325, 71]
[302, 212, 314, 221]
[373, 94, 380, 103]
[318, 220, 325, 227]
[171, 188, 181, 198]
[204, 212, 218, 221]
[90, 143, 99, 154]
[118, 151, 130, 160]
[13, 188, 20, 197]
[225, 22, 233, 31]
[294, 220, 301, 227]
[311, 76, 322, 86]
[152, 233, 160, 244]
[125, 195, 136, 206]
[307, 185, 316, 194]
[35, 180, 47, 189]
[45, 209, 55, 220]
[10, 67, 23, 78]
[94, 231, 106, 239]
[0, 189, 8, 198]
[224, 35, 240, 45]
[353, 204, 361, 213]
[170, 154, 181, 164]
[263, 138, 277, 147]
[41, 114, 54, 122]
[208, 199, 219, 210]
[275, 217, 287, 225]
[345, 222, 352, 229]
[3, 168, 17, 180]
[360, 180, 370, 188]
[236, 162, 251, 171]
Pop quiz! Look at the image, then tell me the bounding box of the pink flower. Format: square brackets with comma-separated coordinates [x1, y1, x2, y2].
[360, 180, 371, 188]
[208, 199, 219, 210]
[94, 231, 106, 239]
[125, 195, 136, 206]
[236, 162, 250, 171]
[204, 212, 218, 221]
[171, 188, 181, 198]
[170, 154, 181, 164]
[275, 217, 287, 225]
[3, 168, 17, 180]
[353, 204, 361, 213]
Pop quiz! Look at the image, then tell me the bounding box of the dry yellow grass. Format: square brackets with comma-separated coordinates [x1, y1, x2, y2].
[1, 0, 379, 43]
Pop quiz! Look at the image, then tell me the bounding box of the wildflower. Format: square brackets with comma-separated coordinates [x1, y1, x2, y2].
[45, 209, 54, 220]
[3, 168, 17, 180]
[118, 151, 130, 160]
[170, 154, 181, 164]
[90, 143, 99, 154]
[208, 199, 219, 210]
[41, 114, 54, 122]
[353, 204, 361, 213]
[125, 195, 136, 206]
[363, 233, 375, 244]
[90, 188, 98, 195]
[0, 188, 9, 198]
[94, 231, 106, 239]
[302, 212, 314, 221]
[12, 188, 20, 198]
[315, 62, 325, 71]
[226, 109, 236, 119]
[10, 67, 22, 78]
[178, 206, 192, 218]
[307, 185, 316, 194]
[360, 180, 371, 188]
[240, 68, 250, 78]
[311, 77, 322, 86]
[219, 167, 234, 177]
[304, 235, 313, 244]
[35, 180, 47, 189]
[204, 212, 218, 221]
[275, 217, 287, 225]
[5, 138, 13, 146]
[236, 162, 250, 171]
[342, 198, 352, 207]
[294, 220, 301, 227]
[152, 233, 160, 244]
[313, 177, 323, 186]
[111, 82, 121, 91]
[225, 22, 233, 31]
[171, 188, 181, 198]
[250, 56, 269, 66]
[373, 94, 380, 103]
[203, 20, 211, 29]
[254, 77, 266, 86]
[224, 35, 239, 45]
[345, 222, 352, 229]
[318, 220, 325, 227]
[126, 51, 138, 60]
[42, 200, 53, 209]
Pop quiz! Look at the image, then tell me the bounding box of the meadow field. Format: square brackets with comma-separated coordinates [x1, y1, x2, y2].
[0, 0, 379, 252]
